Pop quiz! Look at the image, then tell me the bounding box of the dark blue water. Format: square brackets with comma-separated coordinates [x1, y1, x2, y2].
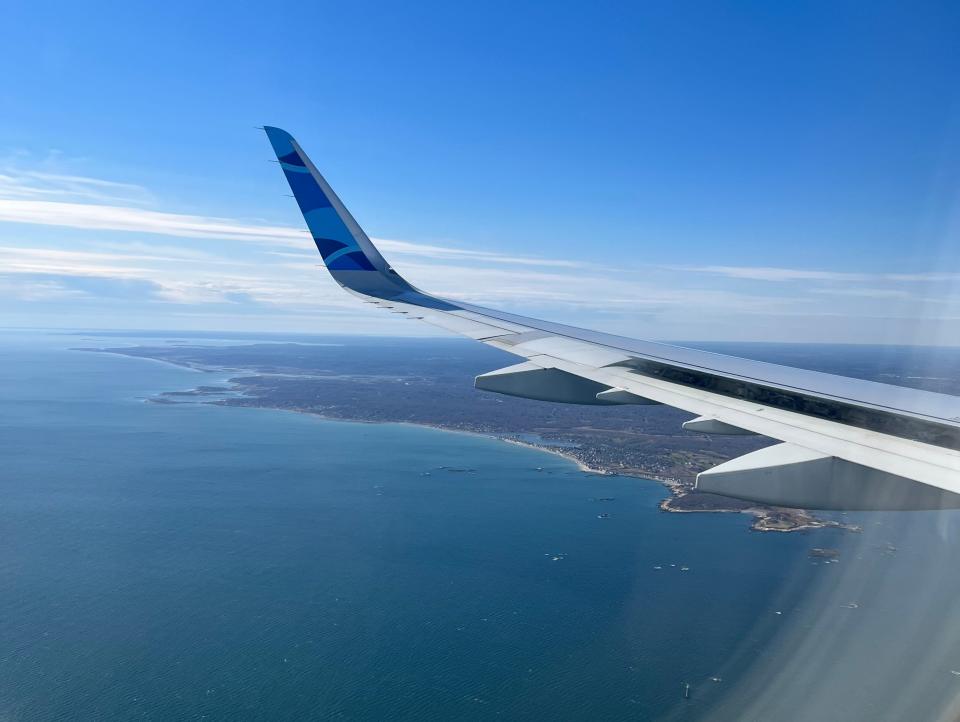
[1, 332, 958, 721]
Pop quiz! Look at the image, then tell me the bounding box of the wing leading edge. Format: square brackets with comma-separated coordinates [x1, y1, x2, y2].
[263, 127, 960, 511]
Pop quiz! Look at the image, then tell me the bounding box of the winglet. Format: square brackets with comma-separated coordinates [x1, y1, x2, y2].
[263, 127, 415, 299]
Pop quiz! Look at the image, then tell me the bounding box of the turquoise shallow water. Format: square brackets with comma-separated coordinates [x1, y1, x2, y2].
[1, 332, 959, 721]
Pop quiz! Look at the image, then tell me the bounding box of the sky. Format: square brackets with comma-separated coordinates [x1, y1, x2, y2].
[1, 0, 958, 344]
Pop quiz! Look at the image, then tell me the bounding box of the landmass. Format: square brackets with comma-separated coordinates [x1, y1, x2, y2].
[76, 337, 889, 534]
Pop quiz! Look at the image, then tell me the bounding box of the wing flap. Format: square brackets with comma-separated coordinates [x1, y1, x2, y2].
[696, 443, 960, 511]
[475, 361, 618, 405]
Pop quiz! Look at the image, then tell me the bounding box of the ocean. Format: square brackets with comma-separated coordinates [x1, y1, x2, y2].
[1, 330, 959, 721]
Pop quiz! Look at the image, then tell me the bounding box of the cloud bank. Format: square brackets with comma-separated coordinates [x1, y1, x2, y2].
[1, 164, 957, 344]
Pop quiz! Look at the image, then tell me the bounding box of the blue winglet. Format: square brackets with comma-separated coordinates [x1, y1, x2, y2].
[263, 127, 459, 307]
[264, 126, 376, 271]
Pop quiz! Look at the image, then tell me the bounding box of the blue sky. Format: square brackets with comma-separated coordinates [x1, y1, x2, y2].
[1, 1, 958, 343]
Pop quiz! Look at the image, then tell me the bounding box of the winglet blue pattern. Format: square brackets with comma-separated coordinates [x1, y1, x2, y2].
[264, 126, 375, 271]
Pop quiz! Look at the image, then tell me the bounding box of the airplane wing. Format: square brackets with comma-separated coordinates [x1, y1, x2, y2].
[263, 126, 960, 511]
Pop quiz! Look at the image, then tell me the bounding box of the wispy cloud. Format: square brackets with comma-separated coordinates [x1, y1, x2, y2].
[0, 162, 154, 205]
[680, 265, 960, 283]
[0, 197, 583, 271]
[809, 287, 912, 299]
[0, 246, 154, 277]
[375, 238, 583, 268]
[0, 238, 808, 319]
[0, 276, 90, 302]
[0, 200, 307, 245]
[684, 265, 869, 281]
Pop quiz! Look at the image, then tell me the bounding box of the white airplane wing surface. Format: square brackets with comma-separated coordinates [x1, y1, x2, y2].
[264, 127, 960, 511]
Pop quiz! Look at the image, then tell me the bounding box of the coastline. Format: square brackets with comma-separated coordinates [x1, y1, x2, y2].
[498, 436, 597, 473]
[241, 402, 860, 533]
[154, 371, 859, 534]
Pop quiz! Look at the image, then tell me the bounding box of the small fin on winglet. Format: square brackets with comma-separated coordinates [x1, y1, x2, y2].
[262, 127, 416, 299]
